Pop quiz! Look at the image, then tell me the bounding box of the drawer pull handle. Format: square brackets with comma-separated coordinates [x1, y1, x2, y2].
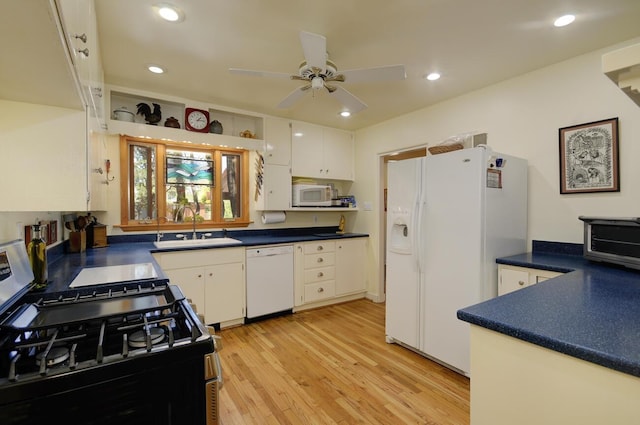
[198, 274, 202, 278]
[317, 246, 323, 251]
[518, 280, 525, 286]
[317, 257, 323, 263]
[318, 272, 324, 277]
[317, 287, 324, 293]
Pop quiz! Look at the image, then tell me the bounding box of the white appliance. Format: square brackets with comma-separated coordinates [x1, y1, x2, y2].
[292, 184, 333, 207]
[245, 245, 294, 319]
[385, 146, 527, 376]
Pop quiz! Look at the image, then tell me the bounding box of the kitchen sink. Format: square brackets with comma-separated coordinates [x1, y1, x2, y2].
[153, 237, 242, 249]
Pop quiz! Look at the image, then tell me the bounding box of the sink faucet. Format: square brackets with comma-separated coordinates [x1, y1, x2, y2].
[156, 217, 165, 242]
[183, 205, 198, 240]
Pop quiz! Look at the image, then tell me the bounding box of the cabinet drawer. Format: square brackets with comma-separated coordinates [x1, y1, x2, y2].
[304, 281, 336, 303]
[303, 252, 335, 269]
[303, 266, 335, 283]
[303, 241, 335, 254]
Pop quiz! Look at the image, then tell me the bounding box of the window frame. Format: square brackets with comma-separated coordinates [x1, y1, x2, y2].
[117, 135, 250, 232]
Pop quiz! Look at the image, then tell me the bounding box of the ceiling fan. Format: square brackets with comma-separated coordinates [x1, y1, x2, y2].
[229, 31, 406, 114]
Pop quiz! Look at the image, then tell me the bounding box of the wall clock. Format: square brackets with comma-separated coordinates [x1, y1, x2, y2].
[185, 108, 210, 132]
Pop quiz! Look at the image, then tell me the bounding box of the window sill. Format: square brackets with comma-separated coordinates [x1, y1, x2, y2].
[115, 221, 251, 232]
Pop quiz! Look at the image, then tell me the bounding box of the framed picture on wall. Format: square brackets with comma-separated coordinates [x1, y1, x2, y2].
[559, 117, 619, 194]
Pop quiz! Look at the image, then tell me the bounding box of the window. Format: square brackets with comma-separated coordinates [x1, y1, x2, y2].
[119, 135, 250, 231]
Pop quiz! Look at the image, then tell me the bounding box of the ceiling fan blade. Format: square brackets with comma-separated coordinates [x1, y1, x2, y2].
[277, 85, 311, 109]
[299, 31, 327, 70]
[329, 86, 367, 114]
[324, 84, 337, 93]
[229, 68, 292, 79]
[340, 64, 406, 83]
[325, 74, 345, 83]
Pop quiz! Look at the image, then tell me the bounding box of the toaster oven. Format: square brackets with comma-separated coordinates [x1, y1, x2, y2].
[579, 216, 640, 270]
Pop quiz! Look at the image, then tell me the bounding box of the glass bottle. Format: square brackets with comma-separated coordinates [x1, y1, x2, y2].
[27, 224, 48, 289]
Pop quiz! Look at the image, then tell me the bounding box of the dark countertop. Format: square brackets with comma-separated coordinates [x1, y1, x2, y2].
[44, 227, 368, 293]
[457, 240, 640, 377]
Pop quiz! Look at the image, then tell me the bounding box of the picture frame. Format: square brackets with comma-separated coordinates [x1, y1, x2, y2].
[559, 117, 619, 194]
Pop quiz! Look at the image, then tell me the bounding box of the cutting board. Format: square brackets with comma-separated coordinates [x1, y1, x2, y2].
[69, 263, 158, 288]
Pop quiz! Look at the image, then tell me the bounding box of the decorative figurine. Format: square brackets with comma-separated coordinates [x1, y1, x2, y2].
[136, 102, 162, 125]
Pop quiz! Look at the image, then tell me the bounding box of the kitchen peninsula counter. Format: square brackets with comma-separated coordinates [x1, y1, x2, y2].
[457, 240, 640, 425]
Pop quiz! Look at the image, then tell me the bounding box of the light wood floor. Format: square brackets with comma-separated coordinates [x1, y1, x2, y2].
[217, 299, 470, 425]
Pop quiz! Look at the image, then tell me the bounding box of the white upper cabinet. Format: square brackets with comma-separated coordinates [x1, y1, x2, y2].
[263, 117, 292, 166]
[257, 164, 292, 211]
[0, 0, 83, 110]
[291, 121, 355, 181]
[322, 127, 355, 181]
[56, 0, 105, 128]
[0, 101, 88, 212]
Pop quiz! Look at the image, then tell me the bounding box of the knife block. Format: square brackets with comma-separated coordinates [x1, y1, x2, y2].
[91, 225, 108, 248]
[68, 231, 86, 253]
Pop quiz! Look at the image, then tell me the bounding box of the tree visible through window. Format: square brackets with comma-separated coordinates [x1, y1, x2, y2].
[119, 135, 250, 230]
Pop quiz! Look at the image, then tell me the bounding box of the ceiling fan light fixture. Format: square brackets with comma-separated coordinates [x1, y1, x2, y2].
[311, 76, 324, 90]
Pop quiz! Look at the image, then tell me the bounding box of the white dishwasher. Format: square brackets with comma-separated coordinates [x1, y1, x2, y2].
[245, 245, 294, 319]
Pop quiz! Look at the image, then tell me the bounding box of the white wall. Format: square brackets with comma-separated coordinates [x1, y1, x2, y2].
[352, 37, 640, 301]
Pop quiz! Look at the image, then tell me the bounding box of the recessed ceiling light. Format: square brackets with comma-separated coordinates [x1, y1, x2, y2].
[425, 72, 441, 81]
[148, 65, 165, 74]
[293, 132, 304, 137]
[554, 14, 575, 27]
[155, 3, 184, 22]
[340, 111, 351, 117]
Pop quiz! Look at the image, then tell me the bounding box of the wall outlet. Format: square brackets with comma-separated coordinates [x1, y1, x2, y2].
[16, 222, 24, 240]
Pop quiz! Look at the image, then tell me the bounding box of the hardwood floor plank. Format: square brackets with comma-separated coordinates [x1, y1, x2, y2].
[218, 299, 470, 424]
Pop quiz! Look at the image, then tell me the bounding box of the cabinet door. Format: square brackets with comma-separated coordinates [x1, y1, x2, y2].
[498, 266, 530, 295]
[293, 244, 306, 306]
[335, 238, 367, 295]
[291, 121, 324, 178]
[163, 267, 205, 312]
[260, 164, 291, 210]
[0, 101, 88, 211]
[204, 262, 245, 324]
[532, 269, 563, 283]
[88, 131, 108, 211]
[322, 127, 354, 181]
[264, 117, 291, 166]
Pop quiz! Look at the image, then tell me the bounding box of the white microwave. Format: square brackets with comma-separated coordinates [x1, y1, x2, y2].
[292, 184, 333, 207]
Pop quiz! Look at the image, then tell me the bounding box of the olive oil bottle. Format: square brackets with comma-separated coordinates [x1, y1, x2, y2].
[27, 224, 48, 289]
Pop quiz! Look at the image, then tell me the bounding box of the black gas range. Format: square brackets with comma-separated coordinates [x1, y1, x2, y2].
[0, 240, 221, 425]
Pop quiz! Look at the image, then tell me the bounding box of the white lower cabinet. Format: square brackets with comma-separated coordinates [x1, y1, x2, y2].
[335, 238, 368, 296]
[294, 237, 367, 309]
[153, 247, 245, 327]
[498, 264, 564, 296]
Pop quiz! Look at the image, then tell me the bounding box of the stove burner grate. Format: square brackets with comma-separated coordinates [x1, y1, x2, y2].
[128, 327, 165, 349]
[35, 346, 70, 367]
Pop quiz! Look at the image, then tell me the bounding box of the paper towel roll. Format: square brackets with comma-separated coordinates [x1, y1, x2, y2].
[261, 211, 286, 224]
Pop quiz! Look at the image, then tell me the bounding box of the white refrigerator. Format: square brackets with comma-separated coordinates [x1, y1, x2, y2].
[385, 146, 527, 376]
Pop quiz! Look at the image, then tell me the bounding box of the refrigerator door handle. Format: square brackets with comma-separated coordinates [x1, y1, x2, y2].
[415, 159, 427, 273]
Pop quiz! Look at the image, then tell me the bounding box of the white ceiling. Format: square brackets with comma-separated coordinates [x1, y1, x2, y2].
[7, 1, 640, 131]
